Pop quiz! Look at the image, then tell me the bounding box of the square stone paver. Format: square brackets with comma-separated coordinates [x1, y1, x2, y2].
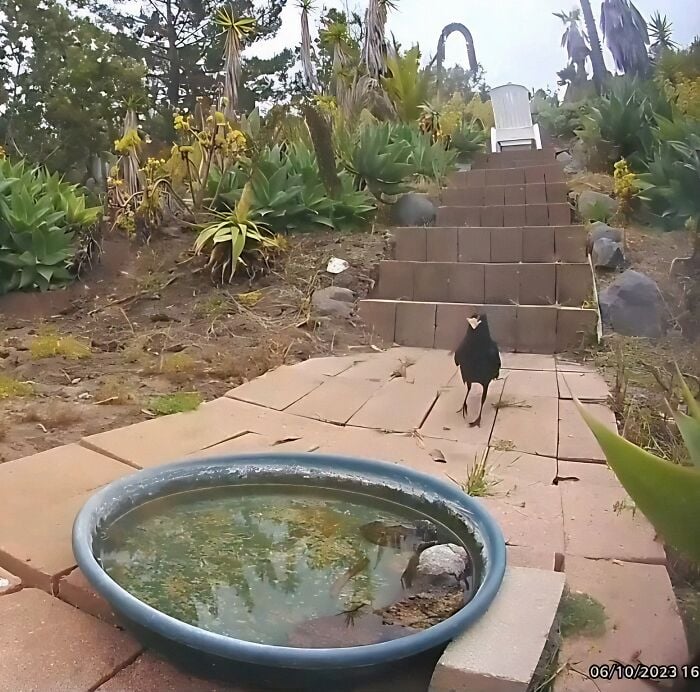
[557, 460, 623, 488]
[500, 369, 559, 399]
[0, 445, 133, 590]
[226, 366, 324, 410]
[555, 357, 597, 374]
[485, 449, 557, 486]
[480, 485, 565, 555]
[348, 379, 439, 433]
[189, 433, 320, 459]
[290, 355, 365, 377]
[337, 348, 427, 382]
[500, 353, 556, 372]
[405, 349, 458, 387]
[420, 380, 505, 446]
[83, 397, 259, 468]
[96, 652, 252, 691]
[430, 567, 565, 692]
[0, 589, 142, 692]
[558, 400, 617, 463]
[507, 546, 558, 571]
[491, 396, 558, 457]
[555, 557, 687, 692]
[561, 483, 666, 563]
[58, 568, 119, 625]
[558, 371, 610, 401]
[0, 566, 21, 595]
[286, 377, 383, 424]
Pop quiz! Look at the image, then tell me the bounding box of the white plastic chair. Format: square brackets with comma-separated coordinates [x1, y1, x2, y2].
[489, 84, 543, 153]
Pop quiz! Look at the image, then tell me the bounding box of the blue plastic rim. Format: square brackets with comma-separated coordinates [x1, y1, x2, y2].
[73, 452, 507, 674]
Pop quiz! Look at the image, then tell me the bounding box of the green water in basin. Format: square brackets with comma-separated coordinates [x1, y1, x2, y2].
[98, 485, 476, 647]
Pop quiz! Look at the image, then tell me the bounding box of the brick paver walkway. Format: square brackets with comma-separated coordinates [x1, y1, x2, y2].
[0, 348, 688, 690]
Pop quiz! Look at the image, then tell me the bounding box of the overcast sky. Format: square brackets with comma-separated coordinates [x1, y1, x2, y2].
[252, 0, 700, 91]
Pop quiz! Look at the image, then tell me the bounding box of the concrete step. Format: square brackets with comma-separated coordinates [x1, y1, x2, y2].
[358, 299, 598, 353]
[376, 260, 593, 307]
[440, 181, 568, 207]
[472, 149, 558, 169]
[437, 203, 571, 227]
[392, 226, 587, 264]
[449, 164, 565, 188]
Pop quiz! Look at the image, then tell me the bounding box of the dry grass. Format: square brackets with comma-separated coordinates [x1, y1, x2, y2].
[94, 377, 135, 405]
[0, 375, 34, 399]
[492, 439, 516, 452]
[492, 397, 531, 411]
[22, 403, 82, 429]
[29, 331, 91, 360]
[451, 451, 501, 498]
[159, 353, 200, 383]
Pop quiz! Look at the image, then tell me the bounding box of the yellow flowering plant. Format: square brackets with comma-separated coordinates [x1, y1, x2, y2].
[613, 158, 639, 220]
[168, 100, 249, 210]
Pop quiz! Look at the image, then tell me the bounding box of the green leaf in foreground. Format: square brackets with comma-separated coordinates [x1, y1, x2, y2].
[576, 399, 700, 563]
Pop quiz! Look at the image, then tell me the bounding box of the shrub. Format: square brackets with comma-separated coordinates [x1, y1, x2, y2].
[535, 101, 594, 140]
[0, 158, 101, 293]
[391, 125, 458, 184]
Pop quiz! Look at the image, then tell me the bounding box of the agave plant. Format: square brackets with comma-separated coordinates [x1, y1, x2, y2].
[0, 159, 101, 293]
[577, 370, 700, 562]
[341, 122, 417, 201]
[214, 8, 256, 119]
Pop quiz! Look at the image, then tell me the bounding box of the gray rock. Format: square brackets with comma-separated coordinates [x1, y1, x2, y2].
[311, 286, 355, 319]
[391, 193, 436, 227]
[416, 544, 469, 586]
[599, 270, 668, 338]
[588, 222, 624, 246]
[556, 151, 573, 164]
[592, 237, 626, 270]
[578, 191, 619, 222]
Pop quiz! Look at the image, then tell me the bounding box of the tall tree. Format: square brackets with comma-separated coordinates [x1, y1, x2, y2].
[0, 0, 146, 177]
[554, 9, 591, 81]
[648, 12, 678, 61]
[600, 0, 650, 77]
[89, 0, 285, 112]
[361, 0, 395, 81]
[579, 0, 607, 91]
[298, 0, 319, 92]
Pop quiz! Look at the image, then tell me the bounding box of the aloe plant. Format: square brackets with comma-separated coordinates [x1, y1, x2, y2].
[577, 371, 700, 562]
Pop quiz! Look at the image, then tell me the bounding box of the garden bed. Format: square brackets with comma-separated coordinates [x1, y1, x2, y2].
[0, 227, 388, 464]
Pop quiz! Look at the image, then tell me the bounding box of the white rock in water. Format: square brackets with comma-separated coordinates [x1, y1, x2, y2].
[417, 544, 468, 579]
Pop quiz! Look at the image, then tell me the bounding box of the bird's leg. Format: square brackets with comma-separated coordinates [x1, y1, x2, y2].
[470, 382, 490, 428]
[457, 382, 472, 417]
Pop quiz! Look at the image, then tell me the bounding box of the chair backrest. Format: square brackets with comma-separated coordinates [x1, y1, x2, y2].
[489, 84, 534, 130]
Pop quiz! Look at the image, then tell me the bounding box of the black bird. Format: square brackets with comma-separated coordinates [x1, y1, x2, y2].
[454, 314, 501, 427]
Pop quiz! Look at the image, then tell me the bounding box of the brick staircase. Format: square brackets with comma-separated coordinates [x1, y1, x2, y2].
[359, 148, 597, 354]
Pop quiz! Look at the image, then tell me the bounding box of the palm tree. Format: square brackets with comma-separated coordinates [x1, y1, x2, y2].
[554, 9, 591, 81]
[361, 0, 397, 81]
[600, 0, 650, 77]
[578, 0, 607, 91]
[648, 12, 678, 61]
[298, 0, 319, 92]
[214, 7, 256, 120]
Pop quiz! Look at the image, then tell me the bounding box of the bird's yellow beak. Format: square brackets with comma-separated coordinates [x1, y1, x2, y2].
[467, 317, 481, 330]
